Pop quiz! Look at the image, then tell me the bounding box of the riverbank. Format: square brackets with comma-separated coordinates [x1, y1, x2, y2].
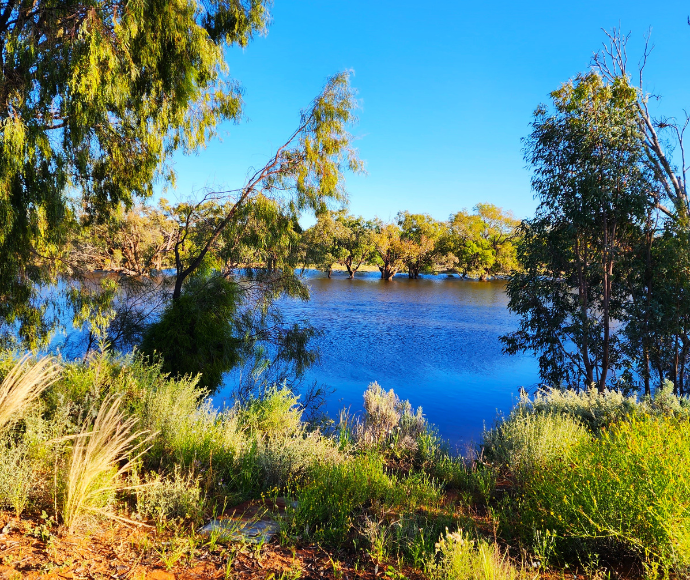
[0, 353, 688, 579]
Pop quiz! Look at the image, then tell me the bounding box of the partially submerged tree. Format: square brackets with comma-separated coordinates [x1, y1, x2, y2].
[371, 222, 409, 281]
[396, 211, 449, 278]
[443, 204, 519, 279]
[302, 210, 374, 278]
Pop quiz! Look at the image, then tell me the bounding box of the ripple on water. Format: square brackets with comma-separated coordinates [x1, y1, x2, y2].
[218, 271, 540, 448]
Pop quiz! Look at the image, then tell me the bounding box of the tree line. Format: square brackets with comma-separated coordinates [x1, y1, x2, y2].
[69, 201, 521, 281]
[0, 1, 686, 401]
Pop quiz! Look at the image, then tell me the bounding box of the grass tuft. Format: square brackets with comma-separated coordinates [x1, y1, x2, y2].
[62, 394, 151, 530]
[0, 355, 60, 430]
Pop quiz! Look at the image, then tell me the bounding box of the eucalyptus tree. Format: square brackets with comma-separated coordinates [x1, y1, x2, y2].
[336, 213, 376, 278]
[593, 29, 688, 219]
[371, 221, 409, 280]
[302, 211, 349, 277]
[396, 211, 450, 278]
[0, 0, 270, 347]
[502, 73, 651, 392]
[623, 218, 690, 395]
[474, 204, 521, 275]
[444, 205, 519, 279]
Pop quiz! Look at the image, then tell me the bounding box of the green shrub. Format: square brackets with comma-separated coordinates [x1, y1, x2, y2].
[520, 415, 690, 571]
[134, 368, 244, 483]
[437, 457, 497, 504]
[239, 386, 303, 437]
[288, 454, 441, 547]
[483, 411, 590, 481]
[134, 467, 205, 523]
[139, 274, 242, 391]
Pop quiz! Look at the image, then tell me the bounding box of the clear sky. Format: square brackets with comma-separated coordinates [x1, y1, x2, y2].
[163, 1, 690, 224]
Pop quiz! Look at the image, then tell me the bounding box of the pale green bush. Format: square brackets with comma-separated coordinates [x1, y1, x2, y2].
[254, 429, 343, 489]
[516, 381, 690, 434]
[134, 467, 204, 523]
[0, 439, 37, 517]
[483, 412, 589, 479]
[352, 382, 429, 453]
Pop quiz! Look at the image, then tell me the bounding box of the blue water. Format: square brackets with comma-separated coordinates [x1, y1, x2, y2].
[218, 270, 540, 448]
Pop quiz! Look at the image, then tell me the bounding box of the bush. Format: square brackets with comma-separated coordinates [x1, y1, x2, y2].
[520, 415, 690, 572]
[510, 382, 690, 435]
[139, 274, 242, 391]
[134, 467, 205, 523]
[0, 438, 38, 517]
[288, 454, 441, 547]
[483, 411, 590, 481]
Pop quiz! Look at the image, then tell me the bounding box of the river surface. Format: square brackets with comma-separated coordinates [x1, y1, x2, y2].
[217, 270, 540, 448]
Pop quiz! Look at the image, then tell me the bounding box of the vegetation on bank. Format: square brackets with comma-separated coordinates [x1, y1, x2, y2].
[2, 352, 690, 578]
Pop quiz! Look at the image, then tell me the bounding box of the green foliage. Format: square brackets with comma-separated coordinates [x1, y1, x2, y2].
[0, 0, 269, 345]
[503, 72, 653, 391]
[519, 416, 690, 571]
[396, 211, 451, 279]
[140, 274, 242, 390]
[371, 221, 409, 280]
[302, 210, 375, 278]
[288, 453, 441, 547]
[443, 205, 519, 279]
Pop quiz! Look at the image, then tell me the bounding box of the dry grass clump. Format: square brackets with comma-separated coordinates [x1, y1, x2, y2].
[0, 355, 60, 430]
[429, 529, 528, 580]
[62, 394, 151, 530]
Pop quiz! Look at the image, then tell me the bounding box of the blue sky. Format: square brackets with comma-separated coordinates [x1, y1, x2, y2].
[164, 0, 690, 224]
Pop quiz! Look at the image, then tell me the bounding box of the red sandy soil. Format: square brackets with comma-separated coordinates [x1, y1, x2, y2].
[0, 509, 426, 580]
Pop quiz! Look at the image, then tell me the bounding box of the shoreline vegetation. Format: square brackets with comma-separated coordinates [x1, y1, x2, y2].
[0, 1, 688, 578]
[1, 352, 689, 579]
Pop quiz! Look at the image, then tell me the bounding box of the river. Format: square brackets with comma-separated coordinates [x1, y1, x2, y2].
[216, 270, 540, 449]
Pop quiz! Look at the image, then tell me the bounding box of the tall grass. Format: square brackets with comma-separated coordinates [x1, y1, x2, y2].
[0, 355, 60, 430]
[62, 395, 151, 530]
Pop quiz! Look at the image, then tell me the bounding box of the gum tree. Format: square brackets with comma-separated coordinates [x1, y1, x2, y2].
[396, 211, 448, 278]
[502, 73, 651, 392]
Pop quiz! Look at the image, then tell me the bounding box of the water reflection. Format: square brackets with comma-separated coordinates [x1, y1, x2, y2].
[217, 270, 540, 448]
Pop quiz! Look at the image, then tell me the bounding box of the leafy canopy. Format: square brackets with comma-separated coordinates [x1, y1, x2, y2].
[0, 0, 269, 346]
